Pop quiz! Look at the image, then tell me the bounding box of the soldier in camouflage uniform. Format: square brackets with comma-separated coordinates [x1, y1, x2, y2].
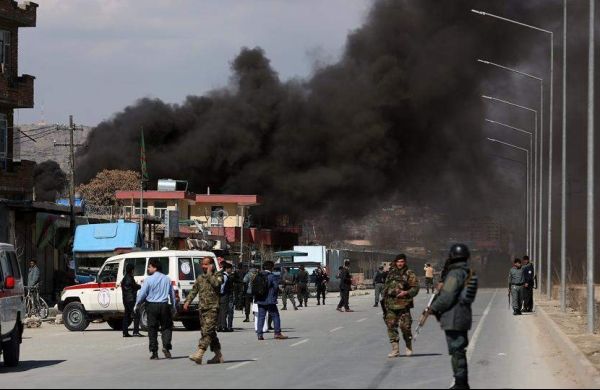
[280, 268, 298, 311]
[183, 257, 225, 365]
[383, 254, 419, 358]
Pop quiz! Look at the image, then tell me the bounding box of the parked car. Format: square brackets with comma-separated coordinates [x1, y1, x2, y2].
[0, 243, 25, 367]
[58, 249, 220, 332]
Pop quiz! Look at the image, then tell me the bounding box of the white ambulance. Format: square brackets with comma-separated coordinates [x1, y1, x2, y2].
[58, 249, 220, 332]
[0, 243, 25, 367]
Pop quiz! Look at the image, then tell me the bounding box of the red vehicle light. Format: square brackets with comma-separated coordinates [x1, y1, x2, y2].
[4, 276, 15, 289]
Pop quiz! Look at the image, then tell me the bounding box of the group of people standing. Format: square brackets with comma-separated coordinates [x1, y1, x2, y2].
[508, 255, 536, 315]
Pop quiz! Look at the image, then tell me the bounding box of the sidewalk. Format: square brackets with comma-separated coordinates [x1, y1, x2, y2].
[535, 297, 600, 388]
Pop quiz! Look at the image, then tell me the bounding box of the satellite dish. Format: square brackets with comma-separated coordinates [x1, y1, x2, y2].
[217, 209, 229, 221]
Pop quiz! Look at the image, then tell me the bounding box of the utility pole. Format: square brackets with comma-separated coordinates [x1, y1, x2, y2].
[54, 115, 83, 235]
[586, 0, 595, 334]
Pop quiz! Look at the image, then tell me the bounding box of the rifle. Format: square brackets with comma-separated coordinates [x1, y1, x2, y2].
[508, 287, 511, 310]
[413, 292, 438, 342]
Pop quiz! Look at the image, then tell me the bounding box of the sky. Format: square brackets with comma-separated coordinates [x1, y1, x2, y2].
[17, 0, 372, 127]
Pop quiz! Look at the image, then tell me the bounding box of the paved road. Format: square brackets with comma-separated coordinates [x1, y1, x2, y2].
[0, 289, 584, 388]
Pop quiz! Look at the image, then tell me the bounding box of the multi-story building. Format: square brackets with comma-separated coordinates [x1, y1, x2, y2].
[0, 0, 36, 200]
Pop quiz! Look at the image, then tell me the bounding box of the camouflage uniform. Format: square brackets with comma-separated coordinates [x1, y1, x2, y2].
[184, 271, 224, 352]
[281, 272, 297, 310]
[383, 265, 420, 348]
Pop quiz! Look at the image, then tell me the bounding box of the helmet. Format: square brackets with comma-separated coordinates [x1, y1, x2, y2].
[449, 244, 470, 261]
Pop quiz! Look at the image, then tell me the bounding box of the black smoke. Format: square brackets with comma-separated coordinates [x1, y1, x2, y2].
[76, 0, 557, 230]
[34, 160, 67, 202]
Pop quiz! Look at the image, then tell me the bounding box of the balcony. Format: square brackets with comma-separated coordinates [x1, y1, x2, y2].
[0, 74, 34, 108]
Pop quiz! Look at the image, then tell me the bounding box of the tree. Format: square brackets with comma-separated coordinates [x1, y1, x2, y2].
[76, 170, 140, 207]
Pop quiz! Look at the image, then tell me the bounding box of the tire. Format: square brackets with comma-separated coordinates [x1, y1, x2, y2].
[2, 325, 21, 367]
[181, 319, 201, 331]
[138, 304, 148, 332]
[38, 298, 49, 320]
[63, 302, 90, 332]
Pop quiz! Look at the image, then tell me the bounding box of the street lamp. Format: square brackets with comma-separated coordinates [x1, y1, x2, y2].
[473, 8, 555, 300]
[485, 119, 534, 254]
[487, 138, 531, 252]
[482, 95, 542, 286]
[586, 0, 595, 334]
[477, 59, 543, 265]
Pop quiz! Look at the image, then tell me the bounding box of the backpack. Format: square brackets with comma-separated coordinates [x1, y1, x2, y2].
[252, 272, 269, 300]
[459, 269, 478, 305]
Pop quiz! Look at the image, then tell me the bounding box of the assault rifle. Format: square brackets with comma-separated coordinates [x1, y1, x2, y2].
[413, 291, 438, 342]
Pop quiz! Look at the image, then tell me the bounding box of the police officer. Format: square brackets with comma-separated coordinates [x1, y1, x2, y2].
[522, 256, 535, 312]
[122, 263, 143, 338]
[296, 265, 310, 307]
[184, 257, 225, 365]
[314, 266, 329, 305]
[373, 266, 387, 307]
[508, 258, 525, 315]
[429, 244, 478, 390]
[280, 267, 298, 311]
[383, 254, 419, 358]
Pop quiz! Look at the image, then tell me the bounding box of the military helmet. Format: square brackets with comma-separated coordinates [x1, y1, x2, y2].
[449, 243, 470, 261]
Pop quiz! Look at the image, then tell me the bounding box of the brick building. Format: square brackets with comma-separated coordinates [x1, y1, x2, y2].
[0, 0, 37, 200]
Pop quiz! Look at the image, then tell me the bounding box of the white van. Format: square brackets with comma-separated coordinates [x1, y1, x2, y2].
[0, 243, 25, 367]
[58, 250, 220, 332]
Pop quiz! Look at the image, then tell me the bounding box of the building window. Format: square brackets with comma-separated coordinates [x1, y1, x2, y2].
[211, 206, 226, 227]
[0, 30, 10, 74]
[123, 202, 147, 216]
[154, 201, 168, 221]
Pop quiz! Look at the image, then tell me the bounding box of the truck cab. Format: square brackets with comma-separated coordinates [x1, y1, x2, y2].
[0, 243, 25, 367]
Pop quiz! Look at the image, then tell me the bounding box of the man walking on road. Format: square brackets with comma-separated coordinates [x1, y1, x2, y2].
[218, 262, 234, 332]
[242, 266, 257, 322]
[337, 260, 354, 313]
[281, 267, 298, 311]
[296, 265, 310, 307]
[255, 261, 288, 341]
[184, 257, 225, 365]
[314, 266, 329, 306]
[135, 258, 176, 360]
[424, 263, 435, 294]
[429, 244, 478, 390]
[522, 256, 535, 312]
[508, 258, 525, 316]
[122, 263, 143, 338]
[373, 266, 387, 307]
[383, 254, 419, 358]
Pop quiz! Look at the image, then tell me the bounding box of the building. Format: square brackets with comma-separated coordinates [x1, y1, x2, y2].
[0, 0, 36, 200]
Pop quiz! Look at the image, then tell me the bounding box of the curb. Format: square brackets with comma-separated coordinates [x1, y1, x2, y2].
[537, 306, 600, 388]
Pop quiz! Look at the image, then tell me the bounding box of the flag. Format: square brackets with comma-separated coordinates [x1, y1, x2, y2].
[140, 128, 149, 182]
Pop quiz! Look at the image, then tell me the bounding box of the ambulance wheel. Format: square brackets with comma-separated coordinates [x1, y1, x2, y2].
[182, 319, 201, 331]
[63, 302, 90, 332]
[2, 325, 21, 367]
[107, 319, 127, 331]
[139, 304, 148, 332]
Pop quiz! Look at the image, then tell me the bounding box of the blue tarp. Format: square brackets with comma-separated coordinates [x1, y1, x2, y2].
[73, 219, 139, 253]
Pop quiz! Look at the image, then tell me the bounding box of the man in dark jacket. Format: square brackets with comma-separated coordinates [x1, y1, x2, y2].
[255, 261, 288, 341]
[122, 263, 143, 337]
[430, 244, 478, 390]
[296, 265, 310, 307]
[521, 256, 535, 312]
[337, 260, 354, 313]
[373, 266, 387, 307]
[314, 266, 329, 306]
[218, 263, 235, 332]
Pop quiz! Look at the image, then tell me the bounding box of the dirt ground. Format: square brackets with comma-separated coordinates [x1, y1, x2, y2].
[536, 298, 600, 370]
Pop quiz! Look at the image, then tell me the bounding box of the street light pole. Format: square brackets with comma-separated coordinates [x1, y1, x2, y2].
[485, 119, 533, 253]
[586, 0, 595, 335]
[477, 59, 542, 261]
[473, 8, 555, 299]
[560, 0, 568, 312]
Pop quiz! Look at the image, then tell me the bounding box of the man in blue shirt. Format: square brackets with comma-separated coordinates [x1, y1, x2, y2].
[136, 258, 176, 360]
[255, 261, 288, 341]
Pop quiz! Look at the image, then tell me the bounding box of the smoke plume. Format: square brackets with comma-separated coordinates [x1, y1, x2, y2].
[34, 160, 67, 202]
[76, 0, 554, 227]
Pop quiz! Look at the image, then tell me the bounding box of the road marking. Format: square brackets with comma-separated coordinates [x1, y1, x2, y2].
[330, 326, 344, 333]
[467, 289, 497, 361]
[357, 318, 367, 323]
[290, 339, 309, 347]
[117, 342, 147, 351]
[226, 359, 257, 370]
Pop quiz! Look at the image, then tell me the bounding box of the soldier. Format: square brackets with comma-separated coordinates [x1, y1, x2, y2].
[429, 244, 478, 390]
[383, 254, 419, 358]
[296, 265, 310, 307]
[522, 256, 535, 312]
[508, 258, 525, 316]
[184, 257, 225, 365]
[314, 266, 329, 305]
[280, 267, 298, 311]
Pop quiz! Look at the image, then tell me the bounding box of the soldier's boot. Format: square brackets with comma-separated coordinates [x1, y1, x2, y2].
[450, 378, 470, 389]
[189, 348, 206, 365]
[405, 341, 413, 357]
[387, 342, 400, 358]
[207, 350, 224, 364]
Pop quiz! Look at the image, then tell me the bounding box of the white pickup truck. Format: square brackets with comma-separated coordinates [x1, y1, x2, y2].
[0, 243, 25, 367]
[58, 250, 220, 332]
